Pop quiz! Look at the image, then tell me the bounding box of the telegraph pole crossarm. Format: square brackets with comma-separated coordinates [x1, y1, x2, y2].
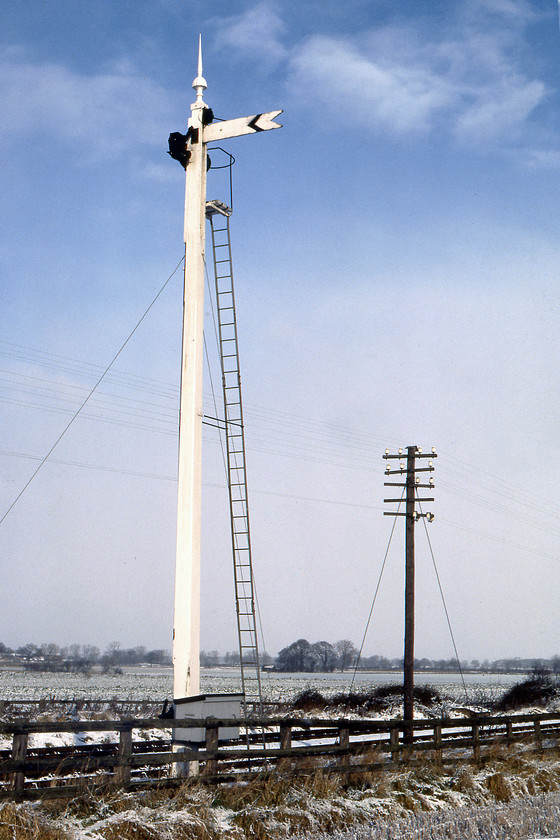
[383, 445, 437, 743]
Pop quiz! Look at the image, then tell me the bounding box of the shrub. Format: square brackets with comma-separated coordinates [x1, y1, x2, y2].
[495, 673, 558, 711]
[291, 688, 327, 711]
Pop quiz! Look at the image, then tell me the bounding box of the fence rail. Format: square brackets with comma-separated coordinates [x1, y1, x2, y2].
[1, 711, 560, 800]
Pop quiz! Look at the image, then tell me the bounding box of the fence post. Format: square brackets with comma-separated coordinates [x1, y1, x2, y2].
[390, 726, 399, 763]
[472, 724, 480, 764]
[339, 726, 350, 768]
[117, 725, 133, 787]
[506, 720, 513, 746]
[11, 731, 28, 794]
[279, 723, 292, 772]
[433, 724, 442, 764]
[204, 723, 219, 776]
[534, 719, 542, 752]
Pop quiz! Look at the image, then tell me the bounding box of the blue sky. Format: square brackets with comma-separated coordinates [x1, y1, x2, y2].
[1, 0, 560, 662]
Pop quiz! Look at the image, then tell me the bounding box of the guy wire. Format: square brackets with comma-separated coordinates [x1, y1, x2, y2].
[349, 485, 406, 694]
[0, 256, 185, 527]
[417, 494, 469, 703]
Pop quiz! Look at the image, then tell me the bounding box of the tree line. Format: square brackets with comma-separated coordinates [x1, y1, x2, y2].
[0, 641, 171, 672]
[5, 639, 560, 677]
[270, 643, 560, 675]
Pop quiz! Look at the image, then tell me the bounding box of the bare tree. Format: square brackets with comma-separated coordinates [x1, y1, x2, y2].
[276, 639, 315, 672]
[335, 639, 357, 672]
[312, 641, 338, 672]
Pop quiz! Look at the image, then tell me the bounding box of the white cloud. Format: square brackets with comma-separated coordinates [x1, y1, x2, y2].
[286, 13, 549, 146]
[215, 1, 287, 67]
[0, 51, 176, 159]
[456, 76, 546, 141]
[288, 35, 454, 135]
[521, 148, 560, 169]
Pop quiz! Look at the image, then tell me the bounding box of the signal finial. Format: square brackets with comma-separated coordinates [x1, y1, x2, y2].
[192, 34, 207, 105]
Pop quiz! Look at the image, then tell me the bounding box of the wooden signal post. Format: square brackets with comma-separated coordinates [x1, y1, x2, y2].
[168, 39, 282, 704]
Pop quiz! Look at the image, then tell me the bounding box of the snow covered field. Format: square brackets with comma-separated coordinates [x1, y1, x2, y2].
[3, 668, 560, 838]
[0, 666, 522, 704]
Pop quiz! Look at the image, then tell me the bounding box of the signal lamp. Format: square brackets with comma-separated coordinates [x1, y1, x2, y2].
[168, 132, 191, 169]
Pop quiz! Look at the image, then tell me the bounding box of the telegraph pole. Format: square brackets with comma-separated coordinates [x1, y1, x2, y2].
[384, 446, 436, 742]
[168, 40, 282, 703]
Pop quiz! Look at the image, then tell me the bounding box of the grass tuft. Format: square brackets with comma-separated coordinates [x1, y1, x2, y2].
[486, 772, 513, 801]
[0, 802, 71, 840]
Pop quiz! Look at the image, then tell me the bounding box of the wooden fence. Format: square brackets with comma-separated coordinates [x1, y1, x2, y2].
[1, 711, 560, 800]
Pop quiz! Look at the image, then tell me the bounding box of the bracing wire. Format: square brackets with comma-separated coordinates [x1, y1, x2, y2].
[349, 486, 406, 695]
[252, 575, 272, 690]
[0, 256, 185, 527]
[416, 493, 469, 703]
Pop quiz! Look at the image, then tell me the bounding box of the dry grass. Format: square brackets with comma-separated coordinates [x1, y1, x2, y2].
[6, 751, 560, 839]
[0, 802, 71, 840]
[486, 772, 512, 801]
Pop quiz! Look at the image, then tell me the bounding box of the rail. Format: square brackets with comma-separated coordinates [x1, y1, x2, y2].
[1, 711, 560, 800]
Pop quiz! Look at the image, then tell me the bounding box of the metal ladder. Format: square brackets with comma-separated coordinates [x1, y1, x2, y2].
[206, 200, 263, 714]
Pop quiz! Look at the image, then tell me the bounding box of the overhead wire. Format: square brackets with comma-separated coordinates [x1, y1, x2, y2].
[2, 339, 560, 520]
[3, 341, 560, 555]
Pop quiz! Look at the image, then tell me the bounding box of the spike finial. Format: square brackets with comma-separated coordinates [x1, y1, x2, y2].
[192, 34, 207, 105]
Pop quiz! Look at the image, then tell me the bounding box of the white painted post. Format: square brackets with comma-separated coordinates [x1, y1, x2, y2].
[173, 37, 208, 702]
